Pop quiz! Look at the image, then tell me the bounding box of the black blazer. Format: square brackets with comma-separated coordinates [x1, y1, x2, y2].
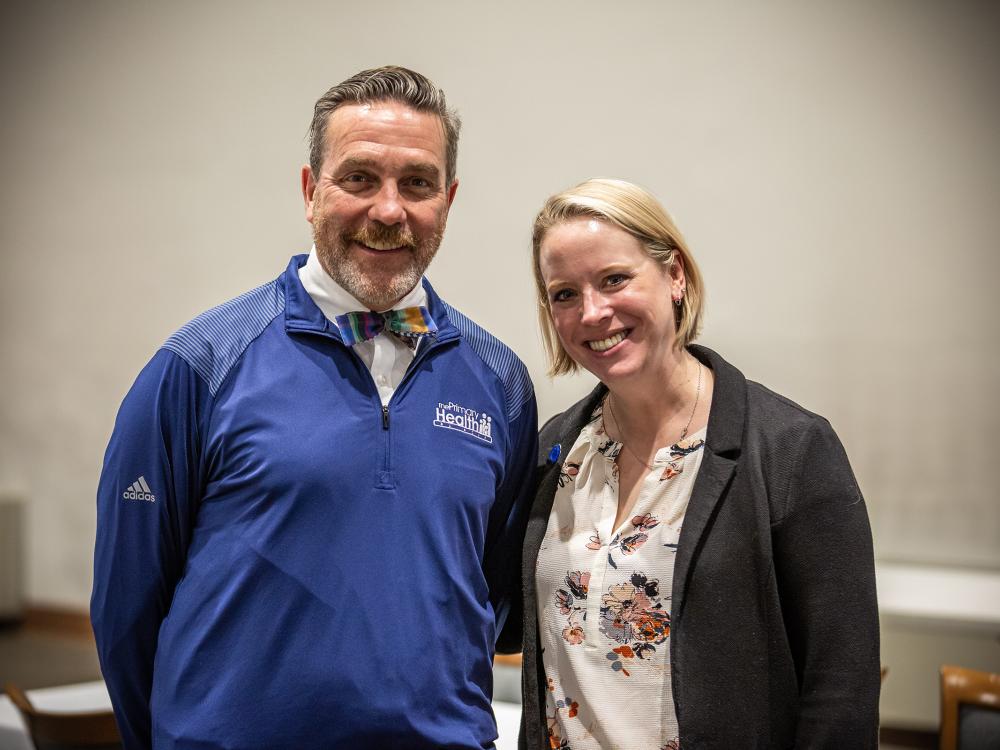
[511, 345, 880, 749]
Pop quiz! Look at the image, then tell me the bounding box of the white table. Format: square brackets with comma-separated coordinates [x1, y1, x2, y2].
[0, 680, 113, 750]
[0, 681, 521, 750]
[876, 562, 1000, 634]
[493, 699, 521, 750]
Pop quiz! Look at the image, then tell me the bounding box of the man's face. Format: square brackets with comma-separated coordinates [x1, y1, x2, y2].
[302, 101, 458, 311]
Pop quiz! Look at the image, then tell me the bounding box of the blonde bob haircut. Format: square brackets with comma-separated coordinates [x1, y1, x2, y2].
[532, 178, 705, 377]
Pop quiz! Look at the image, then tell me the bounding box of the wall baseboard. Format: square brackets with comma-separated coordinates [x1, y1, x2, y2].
[23, 604, 93, 640]
[879, 726, 937, 748]
[493, 653, 522, 668]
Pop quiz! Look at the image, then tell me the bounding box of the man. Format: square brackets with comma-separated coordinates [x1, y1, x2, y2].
[91, 66, 536, 749]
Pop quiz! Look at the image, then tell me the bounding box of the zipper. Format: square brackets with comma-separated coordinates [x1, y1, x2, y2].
[293, 326, 460, 487]
[373, 334, 458, 488]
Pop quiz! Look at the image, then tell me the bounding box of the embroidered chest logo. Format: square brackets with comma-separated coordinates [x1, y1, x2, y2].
[433, 402, 493, 444]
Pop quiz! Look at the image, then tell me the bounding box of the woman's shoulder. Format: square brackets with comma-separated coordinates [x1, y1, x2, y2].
[743, 379, 863, 526]
[695, 344, 843, 466]
[742, 379, 848, 478]
[745, 379, 833, 432]
[695, 344, 834, 432]
[703, 349, 860, 521]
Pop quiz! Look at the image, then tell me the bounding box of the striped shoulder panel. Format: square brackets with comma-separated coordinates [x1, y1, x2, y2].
[442, 302, 534, 423]
[163, 279, 286, 396]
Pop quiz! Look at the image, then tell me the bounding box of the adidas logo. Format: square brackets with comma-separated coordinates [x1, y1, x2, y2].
[122, 476, 156, 503]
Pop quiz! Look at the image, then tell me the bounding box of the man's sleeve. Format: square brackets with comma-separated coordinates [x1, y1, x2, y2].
[772, 418, 881, 748]
[487, 383, 538, 655]
[90, 348, 210, 748]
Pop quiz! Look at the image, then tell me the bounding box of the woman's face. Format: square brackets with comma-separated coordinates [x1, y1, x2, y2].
[539, 217, 684, 386]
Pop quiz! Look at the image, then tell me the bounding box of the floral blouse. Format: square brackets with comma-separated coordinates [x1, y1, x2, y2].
[535, 402, 706, 750]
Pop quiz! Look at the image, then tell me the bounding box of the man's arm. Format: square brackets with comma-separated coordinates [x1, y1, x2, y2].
[772, 418, 881, 749]
[91, 349, 209, 748]
[487, 384, 538, 655]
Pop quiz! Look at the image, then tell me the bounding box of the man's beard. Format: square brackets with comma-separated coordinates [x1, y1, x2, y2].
[313, 217, 444, 311]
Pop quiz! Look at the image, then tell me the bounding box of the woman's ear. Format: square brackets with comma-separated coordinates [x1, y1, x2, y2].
[669, 255, 687, 303]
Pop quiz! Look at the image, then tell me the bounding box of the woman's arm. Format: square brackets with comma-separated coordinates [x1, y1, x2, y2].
[771, 417, 881, 748]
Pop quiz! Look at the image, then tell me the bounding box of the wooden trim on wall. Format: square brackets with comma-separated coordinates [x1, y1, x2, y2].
[493, 653, 522, 668]
[23, 605, 94, 640]
[878, 727, 937, 748]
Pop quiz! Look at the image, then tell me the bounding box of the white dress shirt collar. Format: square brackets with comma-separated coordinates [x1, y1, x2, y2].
[298, 246, 427, 321]
[298, 246, 427, 406]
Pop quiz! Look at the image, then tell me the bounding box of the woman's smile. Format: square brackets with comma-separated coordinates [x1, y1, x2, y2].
[586, 329, 630, 352]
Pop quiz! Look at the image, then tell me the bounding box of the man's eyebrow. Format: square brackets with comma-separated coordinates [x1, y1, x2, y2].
[404, 162, 441, 178]
[335, 157, 441, 179]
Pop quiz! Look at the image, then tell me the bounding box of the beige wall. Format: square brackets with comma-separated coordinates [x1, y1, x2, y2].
[1, 0, 998, 722]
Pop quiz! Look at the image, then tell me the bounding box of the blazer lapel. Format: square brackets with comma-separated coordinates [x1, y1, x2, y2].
[672, 345, 746, 619]
[521, 385, 606, 750]
[522, 463, 560, 594]
[523, 385, 606, 605]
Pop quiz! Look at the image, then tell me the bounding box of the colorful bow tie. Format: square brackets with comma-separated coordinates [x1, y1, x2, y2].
[334, 306, 438, 347]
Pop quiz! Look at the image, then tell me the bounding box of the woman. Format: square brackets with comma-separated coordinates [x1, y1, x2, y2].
[518, 179, 880, 749]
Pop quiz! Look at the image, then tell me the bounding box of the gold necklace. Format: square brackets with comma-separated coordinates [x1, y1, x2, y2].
[605, 361, 703, 470]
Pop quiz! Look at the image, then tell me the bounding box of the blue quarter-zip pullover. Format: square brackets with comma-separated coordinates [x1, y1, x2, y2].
[91, 255, 537, 749]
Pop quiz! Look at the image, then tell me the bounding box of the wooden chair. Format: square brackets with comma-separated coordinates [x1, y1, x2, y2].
[939, 665, 1000, 750]
[4, 683, 122, 750]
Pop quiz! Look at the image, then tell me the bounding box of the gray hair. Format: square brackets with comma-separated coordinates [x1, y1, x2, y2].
[307, 65, 461, 186]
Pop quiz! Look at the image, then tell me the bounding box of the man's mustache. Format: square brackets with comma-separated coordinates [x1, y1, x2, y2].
[349, 223, 417, 250]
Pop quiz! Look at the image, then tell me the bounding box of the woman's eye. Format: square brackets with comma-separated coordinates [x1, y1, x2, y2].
[552, 289, 575, 303]
[606, 273, 628, 287]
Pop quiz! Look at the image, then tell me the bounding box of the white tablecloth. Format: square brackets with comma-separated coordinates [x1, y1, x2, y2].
[0, 681, 522, 750]
[877, 562, 1000, 634]
[0, 680, 113, 750]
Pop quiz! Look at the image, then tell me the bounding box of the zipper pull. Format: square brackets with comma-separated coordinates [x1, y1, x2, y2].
[381, 405, 390, 430]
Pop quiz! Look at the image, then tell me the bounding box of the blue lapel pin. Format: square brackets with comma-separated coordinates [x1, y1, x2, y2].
[547, 443, 561, 465]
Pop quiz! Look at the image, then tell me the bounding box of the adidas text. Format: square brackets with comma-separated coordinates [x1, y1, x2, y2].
[123, 476, 156, 503]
